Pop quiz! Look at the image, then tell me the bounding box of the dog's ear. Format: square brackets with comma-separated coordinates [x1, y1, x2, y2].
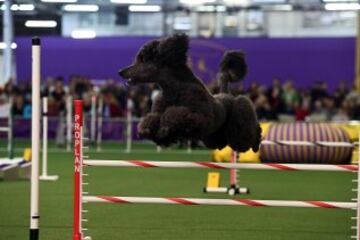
[157, 34, 189, 66]
[137, 40, 160, 62]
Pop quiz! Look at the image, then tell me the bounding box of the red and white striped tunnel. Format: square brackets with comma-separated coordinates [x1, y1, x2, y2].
[83, 160, 358, 172]
[83, 196, 355, 209]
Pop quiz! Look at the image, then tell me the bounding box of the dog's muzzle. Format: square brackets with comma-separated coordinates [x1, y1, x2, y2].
[118, 69, 133, 84]
[118, 69, 127, 78]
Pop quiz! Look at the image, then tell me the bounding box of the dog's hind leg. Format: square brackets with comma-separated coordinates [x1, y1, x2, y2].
[203, 126, 228, 150]
[226, 96, 261, 152]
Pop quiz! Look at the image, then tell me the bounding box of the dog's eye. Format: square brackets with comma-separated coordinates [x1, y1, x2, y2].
[137, 55, 146, 63]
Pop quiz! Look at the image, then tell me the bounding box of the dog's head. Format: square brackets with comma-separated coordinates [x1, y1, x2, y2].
[118, 34, 189, 85]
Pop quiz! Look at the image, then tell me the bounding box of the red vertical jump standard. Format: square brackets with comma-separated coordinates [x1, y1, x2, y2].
[73, 100, 83, 240]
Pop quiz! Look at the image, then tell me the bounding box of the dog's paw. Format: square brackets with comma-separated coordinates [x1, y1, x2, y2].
[156, 127, 170, 139]
[138, 127, 152, 139]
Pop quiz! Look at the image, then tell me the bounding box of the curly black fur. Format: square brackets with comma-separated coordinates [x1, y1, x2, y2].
[119, 34, 261, 152]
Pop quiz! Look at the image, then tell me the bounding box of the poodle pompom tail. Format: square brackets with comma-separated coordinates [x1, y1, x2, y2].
[219, 51, 247, 83]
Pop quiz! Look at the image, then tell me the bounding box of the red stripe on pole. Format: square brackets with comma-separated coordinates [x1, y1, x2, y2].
[337, 165, 358, 171]
[131, 160, 157, 168]
[306, 201, 338, 208]
[98, 196, 131, 204]
[196, 162, 225, 169]
[230, 151, 237, 185]
[235, 199, 267, 207]
[167, 198, 198, 205]
[73, 100, 83, 240]
[266, 163, 297, 171]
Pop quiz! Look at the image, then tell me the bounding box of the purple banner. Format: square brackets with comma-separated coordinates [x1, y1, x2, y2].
[15, 36, 355, 90]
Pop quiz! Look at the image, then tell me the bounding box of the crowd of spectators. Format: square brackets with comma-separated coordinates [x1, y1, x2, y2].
[0, 76, 359, 122]
[210, 78, 360, 122]
[247, 79, 360, 122]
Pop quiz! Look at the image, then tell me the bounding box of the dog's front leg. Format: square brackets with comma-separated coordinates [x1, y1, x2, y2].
[156, 106, 209, 144]
[138, 113, 161, 139]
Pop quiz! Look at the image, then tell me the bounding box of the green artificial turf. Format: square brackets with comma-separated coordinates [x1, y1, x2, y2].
[0, 140, 356, 240]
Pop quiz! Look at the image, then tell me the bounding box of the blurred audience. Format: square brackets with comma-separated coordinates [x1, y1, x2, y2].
[0, 76, 359, 122]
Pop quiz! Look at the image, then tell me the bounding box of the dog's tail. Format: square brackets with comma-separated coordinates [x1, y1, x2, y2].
[218, 51, 247, 93]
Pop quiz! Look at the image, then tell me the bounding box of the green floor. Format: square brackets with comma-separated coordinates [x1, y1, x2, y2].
[0, 140, 356, 240]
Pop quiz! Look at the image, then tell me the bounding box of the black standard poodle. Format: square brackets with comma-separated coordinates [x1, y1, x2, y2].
[119, 34, 261, 152]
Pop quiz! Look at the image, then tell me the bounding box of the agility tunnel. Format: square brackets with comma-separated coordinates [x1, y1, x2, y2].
[261, 122, 353, 164]
[213, 122, 359, 164]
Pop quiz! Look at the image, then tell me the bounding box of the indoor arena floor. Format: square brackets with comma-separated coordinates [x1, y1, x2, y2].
[0, 140, 354, 240]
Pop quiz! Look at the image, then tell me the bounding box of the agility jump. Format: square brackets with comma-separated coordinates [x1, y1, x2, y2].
[72, 99, 360, 240]
[0, 97, 13, 159]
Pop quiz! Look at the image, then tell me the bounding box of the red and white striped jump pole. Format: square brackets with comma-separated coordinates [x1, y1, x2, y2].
[83, 160, 358, 172]
[73, 100, 83, 240]
[229, 151, 248, 195]
[83, 196, 355, 209]
[204, 151, 249, 195]
[230, 151, 237, 188]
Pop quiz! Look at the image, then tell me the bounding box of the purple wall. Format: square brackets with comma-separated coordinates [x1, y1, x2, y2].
[15, 37, 355, 90]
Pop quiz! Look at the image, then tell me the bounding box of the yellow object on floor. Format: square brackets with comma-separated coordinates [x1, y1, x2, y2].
[206, 172, 220, 188]
[211, 122, 271, 163]
[23, 148, 32, 161]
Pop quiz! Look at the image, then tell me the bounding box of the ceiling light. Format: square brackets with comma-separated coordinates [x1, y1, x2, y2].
[252, 0, 286, 3]
[325, 3, 360, 10]
[41, 0, 77, 2]
[180, 0, 216, 5]
[63, 4, 99, 12]
[267, 4, 293, 11]
[196, 5, 226, 12]
[0, 42, 17, 50]
[18, 4, 35, 11]
[223, 0, 249, 6]
[71, 29, 96, 39]
[197, 5, 216, 12]
[174, 23, 191, 30]
[111, 0, 147, 4]
[322, 0, 358, 2]
[25, 20, 57, 28]
[216, 5, 226, 12]
[1, 4, 35, 11]
[128, 5, 161, 12]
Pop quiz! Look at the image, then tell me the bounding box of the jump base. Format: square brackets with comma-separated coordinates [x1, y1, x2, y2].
[204, 187, 250, 195]
[39, 175, 59, 181]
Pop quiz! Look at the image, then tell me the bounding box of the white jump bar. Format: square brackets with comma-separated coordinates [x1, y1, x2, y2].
[83, 196, 356, 209]
[83, 160, 357, 172]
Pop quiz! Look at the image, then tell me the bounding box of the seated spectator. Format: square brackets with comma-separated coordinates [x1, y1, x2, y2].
[23, 103, 32, 119]
[310, 81, 328, 106]
[333, 80, 349, 107]
[254, 93, 275, 120]
[346, 85, 360, 103]
[332, 101, 350, 122]
[247, 81, 259, 102]
[294, 101, 310, 121]
[267, 78, 283, 115]
[281, 80, 299, 114]
[307, 100, 327, 122]
[12, 95, 24, 116]
[323, 96, 336, 121]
